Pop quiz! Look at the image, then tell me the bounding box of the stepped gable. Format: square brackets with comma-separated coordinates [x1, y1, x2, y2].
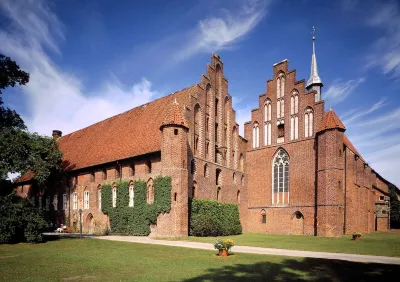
[317, 109, 345, 132]
[58, 85, 198, 171]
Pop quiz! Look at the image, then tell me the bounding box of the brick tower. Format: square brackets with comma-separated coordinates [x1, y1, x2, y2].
[158, 98, 190, 236]
[316, 110, 346, 236]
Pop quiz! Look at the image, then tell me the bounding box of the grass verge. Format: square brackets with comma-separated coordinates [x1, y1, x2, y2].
[0, 238, 399, 281]
[156, 231, 400, 257]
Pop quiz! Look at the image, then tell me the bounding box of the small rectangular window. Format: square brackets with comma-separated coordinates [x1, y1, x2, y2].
[174, 129, 178, 135]
[262, 214, 266, 224]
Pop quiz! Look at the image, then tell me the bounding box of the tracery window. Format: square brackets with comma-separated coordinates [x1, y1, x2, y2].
[272, 149, 289, 204]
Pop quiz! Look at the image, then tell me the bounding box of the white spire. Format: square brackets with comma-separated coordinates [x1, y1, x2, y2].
[306, 26, 323, 88]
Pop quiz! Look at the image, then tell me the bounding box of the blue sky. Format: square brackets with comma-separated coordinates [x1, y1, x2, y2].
[1, 0, 399, 186]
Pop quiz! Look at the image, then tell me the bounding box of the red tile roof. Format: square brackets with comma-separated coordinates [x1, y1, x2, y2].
[318, 109, 346, 132]
[343, 134, 364, 161]
[58, 85, 198, 171]
[161, 98, 189, 129]
[16, 170, 36, 183]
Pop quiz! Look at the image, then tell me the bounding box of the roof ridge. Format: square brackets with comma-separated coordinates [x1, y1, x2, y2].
[60, 84, 199, 139]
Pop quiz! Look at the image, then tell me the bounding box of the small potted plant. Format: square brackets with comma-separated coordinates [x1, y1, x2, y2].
[214, 239, 235, 256]
[352, 232, 362, 241]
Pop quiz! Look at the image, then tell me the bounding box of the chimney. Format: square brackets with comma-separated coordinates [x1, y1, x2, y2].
[52, 130, 62, 140]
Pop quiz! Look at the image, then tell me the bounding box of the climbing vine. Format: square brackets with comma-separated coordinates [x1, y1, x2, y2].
[101, 176, 172, 236]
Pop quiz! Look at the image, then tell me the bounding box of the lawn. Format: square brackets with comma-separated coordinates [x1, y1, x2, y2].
[0, 238, 399, 281]
[157, 231, 400, 257]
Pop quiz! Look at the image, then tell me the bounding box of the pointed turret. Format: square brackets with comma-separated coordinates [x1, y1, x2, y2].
[160, 98, 188, 129]
[306, 26, 323, 102]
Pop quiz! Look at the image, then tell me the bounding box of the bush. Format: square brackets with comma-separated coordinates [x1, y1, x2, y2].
[190, 198, 242, 236]
[0, 193, 48, 243]
[191, 214, 223, 236]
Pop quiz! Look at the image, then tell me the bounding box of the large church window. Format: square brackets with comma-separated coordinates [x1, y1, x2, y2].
[272, 149, 289, 204]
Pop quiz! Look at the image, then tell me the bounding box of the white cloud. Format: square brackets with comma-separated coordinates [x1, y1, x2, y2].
[345, 102, 400, 186]
[175, 0, 269, 61]
[342, 98, 386, 125]
[0, 0, 157, 136]
[324, 77, 365, 107]
[366, 1, 400, 79]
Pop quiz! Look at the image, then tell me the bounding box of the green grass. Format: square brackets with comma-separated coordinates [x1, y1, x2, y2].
[156, 231, 400, 257]
[0, 238, 399, 282]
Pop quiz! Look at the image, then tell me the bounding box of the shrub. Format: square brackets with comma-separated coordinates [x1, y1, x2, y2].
[190, 198, 242, 236]
[191, 214, 223, 236]
[0, 193, 48, 243]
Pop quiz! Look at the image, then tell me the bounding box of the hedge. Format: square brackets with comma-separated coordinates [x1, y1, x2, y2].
[189, 198, 242, 236]
[101, 177, 171, 236]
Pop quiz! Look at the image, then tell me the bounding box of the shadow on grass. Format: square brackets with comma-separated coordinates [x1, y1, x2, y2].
[184, 257, 399, 282]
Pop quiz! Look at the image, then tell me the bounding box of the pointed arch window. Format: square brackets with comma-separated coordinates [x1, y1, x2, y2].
[277, 73, 285, 119]
[304, 107, 314, 138]
[264, 100, 272, 146]
[129, 182, 134, 207]
[147, 178, 154, 204]
[112, 185, 117, 208]
[290, 91, 299, 141]
[84, 190, 89, 210]
[252, 122, 260, 148]
[272, 149, 290, 204]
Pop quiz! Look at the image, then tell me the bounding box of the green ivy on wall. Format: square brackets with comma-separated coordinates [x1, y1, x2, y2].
[101, 177, 172, 236]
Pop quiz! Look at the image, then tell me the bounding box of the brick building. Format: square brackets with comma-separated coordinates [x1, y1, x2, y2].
[16, 37, 392, 236]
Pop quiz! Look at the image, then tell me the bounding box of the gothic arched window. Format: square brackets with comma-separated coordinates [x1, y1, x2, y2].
[290, 91, 299, 141]
[252, 122, 259, 148]
[147, 178, 154, 204]
[277, 72, 285, 119]
[264, 100, 272, 146]
[129, 182, 134, 207]
[304, 107, 314, 138]
[272, 149, 290, 204]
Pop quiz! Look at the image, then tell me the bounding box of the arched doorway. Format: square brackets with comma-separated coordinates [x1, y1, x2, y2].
[291, 211, 304, 235]
[86, 213, 94, 234]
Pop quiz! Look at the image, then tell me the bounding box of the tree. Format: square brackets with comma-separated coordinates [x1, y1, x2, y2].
[389, 184, 400, 229]
[0, 53, 62, 186]
[0, 54, 29, 96]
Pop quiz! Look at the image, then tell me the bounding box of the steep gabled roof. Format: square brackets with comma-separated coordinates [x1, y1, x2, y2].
[318, 109, 345, 132]
[58, 85, 198, 171]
